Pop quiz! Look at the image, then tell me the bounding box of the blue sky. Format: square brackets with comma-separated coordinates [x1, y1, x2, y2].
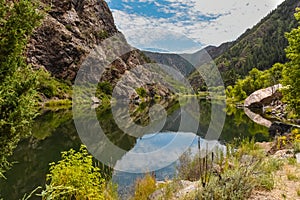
[107, 0, 285, 53]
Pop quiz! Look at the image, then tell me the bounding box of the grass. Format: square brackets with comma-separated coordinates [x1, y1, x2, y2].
[297, 188, 300, 196]
[287, 157, 297, 165]
[37, 69, 72, 100]
[293, 141, 300, 154]
[44, 99, 72, 108]
[150, 138, 283, 199]
[131, 174, 157, 200]
[286, 171, 299, 181]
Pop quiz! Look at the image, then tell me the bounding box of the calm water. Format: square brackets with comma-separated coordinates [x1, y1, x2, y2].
[0, 97, 270, 199]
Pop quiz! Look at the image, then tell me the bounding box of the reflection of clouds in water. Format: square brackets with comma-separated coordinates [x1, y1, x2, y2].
[114, 132, 225, 173]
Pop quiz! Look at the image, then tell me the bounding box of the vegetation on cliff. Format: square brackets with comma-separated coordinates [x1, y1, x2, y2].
[188, 0, 300, 90]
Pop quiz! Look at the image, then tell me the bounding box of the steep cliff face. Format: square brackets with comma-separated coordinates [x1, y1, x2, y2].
[27, 0, 118, 81]
[27, 0, 173, 98]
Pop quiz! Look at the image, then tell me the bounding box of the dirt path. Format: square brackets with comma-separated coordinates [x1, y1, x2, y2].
[250, 162, 300, 200]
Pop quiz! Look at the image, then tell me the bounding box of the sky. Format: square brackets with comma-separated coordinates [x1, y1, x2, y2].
[106, 0, 285, 53]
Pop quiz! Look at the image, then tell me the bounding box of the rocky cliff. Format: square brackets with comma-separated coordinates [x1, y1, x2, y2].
[27, 0, 173, 99]
[27, 0, 118, 81]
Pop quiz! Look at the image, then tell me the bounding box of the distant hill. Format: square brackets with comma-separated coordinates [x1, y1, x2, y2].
[143, 41, 233, 77]
[146, 0, 300, 91]
[192, 0, 300, 87]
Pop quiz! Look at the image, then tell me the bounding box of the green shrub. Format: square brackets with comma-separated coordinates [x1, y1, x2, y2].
[136, 87, 147, 98]
[226, 64, 283, 102]
[97, 30, 109, 40]
[0, 0, 43, 181]
[287, 172, 299, 181]
[37, 69, 72, 99]
[175, 138, 280, 199]
[281, 9, 300, 116]
[131, 174, 157, 200]
[41, 145, 117, 200]
[44, 99, 72, 108]
[96, 81, 113, 97]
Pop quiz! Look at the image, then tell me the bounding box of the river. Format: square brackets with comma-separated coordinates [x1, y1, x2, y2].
[0, 97, 270, 199]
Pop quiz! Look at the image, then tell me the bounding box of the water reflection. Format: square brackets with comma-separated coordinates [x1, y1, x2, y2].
[0, 97, 270, 199]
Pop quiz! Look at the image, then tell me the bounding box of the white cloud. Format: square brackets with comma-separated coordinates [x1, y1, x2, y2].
[111, 0, 285, 53]
[113, 132, 225, 173]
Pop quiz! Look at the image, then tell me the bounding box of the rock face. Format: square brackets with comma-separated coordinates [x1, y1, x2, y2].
[244, 84, 282, 108]
[27, 0, 118, 81]
[27, 0, 173, 98]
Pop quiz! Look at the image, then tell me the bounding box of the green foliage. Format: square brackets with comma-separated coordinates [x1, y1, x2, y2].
[131, 174, 157, 200]
[226, 64, 284, 102]
[36, 69, 72, 99]
[96, 81, 113, 99]
[215, 0, 298, 86]
[0, 0, 42, 179]
[175, 139, 281, 199]
[44, 99, 72, 108]
[286, 171, 299, 181]
[226, 8, 300, 115]
[41, 145, 117, 200]
[294, 141, 300, 154]
[177, 149, 201, 181]
[97, 30, 109, 40]
[135, 87, 147, 98]
[281, 8, 300, 116]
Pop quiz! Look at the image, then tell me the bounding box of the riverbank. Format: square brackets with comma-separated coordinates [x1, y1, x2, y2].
[130, 135, 300, 200]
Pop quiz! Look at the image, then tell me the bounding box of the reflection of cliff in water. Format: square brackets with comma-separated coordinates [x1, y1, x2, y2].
[0, 98, 272, 199]
[83, 98, 183, 168]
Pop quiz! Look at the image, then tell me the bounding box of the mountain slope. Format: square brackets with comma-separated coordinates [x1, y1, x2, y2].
[26, 0, 173, 99]
[188, 0, 300, 89]
[215, 0, 300, 86]
[143, 41, 233, 78]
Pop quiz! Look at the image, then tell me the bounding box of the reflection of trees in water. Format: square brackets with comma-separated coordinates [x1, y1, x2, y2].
[0, 109, 80, 200]
[222, 104, 270, 142]
[0, 98, 271, 199]
[95, 98, 180, 150]
[184, 98, 270, 142]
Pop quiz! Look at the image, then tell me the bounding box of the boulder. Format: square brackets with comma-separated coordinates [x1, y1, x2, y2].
[244, 84, 282, 108]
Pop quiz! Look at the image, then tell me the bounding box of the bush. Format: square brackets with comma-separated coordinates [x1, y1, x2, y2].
[96, 81, 113, 98]
[0, 0, 42, 181]
[226, 64, 283, 102]
[281, 9, 300, 116]
[136, 87, 147, 98]
[175, 138, 281, 199]
[131, 174, 157, 200]
[41, 145, 117, 200]
[37, 69, 72, 99]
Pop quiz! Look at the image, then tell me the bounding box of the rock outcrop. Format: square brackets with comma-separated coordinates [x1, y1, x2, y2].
[244, 84, 282, 108]
[27, 0, 118, 81]
[27, 0, 173, 99]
